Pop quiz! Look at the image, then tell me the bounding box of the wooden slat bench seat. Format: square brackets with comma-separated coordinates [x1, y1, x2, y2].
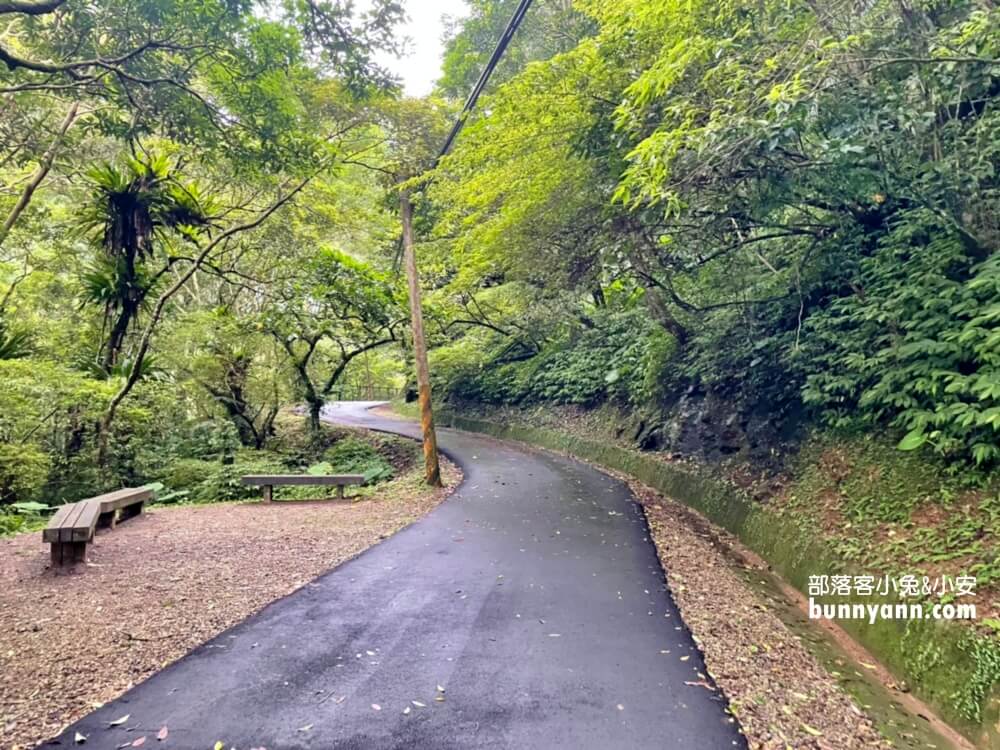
[92, 487, 153, 528]
[43, 499, 100, 566]
[241, 474, 366, 502]
[42, 487, 152, 567]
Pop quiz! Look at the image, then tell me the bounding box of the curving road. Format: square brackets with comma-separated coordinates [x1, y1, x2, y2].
[47, 402, 745, 749]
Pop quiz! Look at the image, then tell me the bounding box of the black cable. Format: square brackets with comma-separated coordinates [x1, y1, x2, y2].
[434, 0, 534, 166]
[394, 0, 535, 269]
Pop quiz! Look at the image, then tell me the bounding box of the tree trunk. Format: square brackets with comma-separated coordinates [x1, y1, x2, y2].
[400, 192, 441, 487]
[298, 366, 323, 436]
[102, 297, 140, 371]
[308, 398, 322, 434]
[0, 101, 79, 248]
[628, 249, 689, 345]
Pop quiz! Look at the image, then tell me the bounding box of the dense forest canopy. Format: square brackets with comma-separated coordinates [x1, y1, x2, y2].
[1, 0, 999, 517]
[0, 0, 423, 508]
[427, 0, 1000, 467]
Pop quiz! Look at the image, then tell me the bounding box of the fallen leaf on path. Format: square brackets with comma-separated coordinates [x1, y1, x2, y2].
[403, 706, 411, 715]
[684, 680, 713, 690]
[109, 715, 130, 727]
[156, 726, 168, 741]
[74, 732, 87, 744]
[412, 701, 425, 707]
[802, 724, 823, 737]
[131, 738, 146, 747]
[298, 724, 313, 732]
[371, 704, 381, 711]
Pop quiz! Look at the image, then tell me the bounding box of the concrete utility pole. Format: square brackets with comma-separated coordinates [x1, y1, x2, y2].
[399, 191, 441, 486]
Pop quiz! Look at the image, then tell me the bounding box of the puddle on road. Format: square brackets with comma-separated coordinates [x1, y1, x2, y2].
[737, 568, 961, 750]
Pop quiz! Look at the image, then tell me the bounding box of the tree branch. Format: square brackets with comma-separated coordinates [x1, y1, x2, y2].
[0, 0, 66, 15]
[0, 100, 79, 247]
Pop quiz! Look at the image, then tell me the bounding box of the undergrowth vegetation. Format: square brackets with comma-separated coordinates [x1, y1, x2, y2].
[0, 411, 415, 535]
[148, 414, 412, 505]
[421, 0, 1000, 477]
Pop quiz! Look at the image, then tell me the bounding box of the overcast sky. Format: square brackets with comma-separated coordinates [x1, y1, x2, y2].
[377, 0, 470, 96]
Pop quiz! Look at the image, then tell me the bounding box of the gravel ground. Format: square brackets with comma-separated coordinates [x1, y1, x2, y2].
[626, 478, 893, 750]
[0, 460, 459, 750]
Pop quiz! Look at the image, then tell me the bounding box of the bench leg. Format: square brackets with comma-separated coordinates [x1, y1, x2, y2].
[337, 485, 345, 499]
[119, 502, 144, 522]
[50, 541, 87, 567]
[263, 485, 272, 503]
[97, 510, 117, 529]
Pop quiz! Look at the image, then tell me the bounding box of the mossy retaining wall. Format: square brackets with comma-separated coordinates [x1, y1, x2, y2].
[437, 411, 1000, 748]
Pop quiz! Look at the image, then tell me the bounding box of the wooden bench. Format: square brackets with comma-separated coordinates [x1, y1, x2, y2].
[92, 487, 152, 528]
[241, 474, 366, 502]
[43, 500, 100, 566]
[42, 487, 152, 566]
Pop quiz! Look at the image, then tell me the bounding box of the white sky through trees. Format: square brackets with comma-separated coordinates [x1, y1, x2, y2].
[375, 0, 470, 96]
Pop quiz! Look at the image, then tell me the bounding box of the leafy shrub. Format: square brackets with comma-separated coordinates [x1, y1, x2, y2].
[323, 437, 394, 484]
[0, 510, 26, 536]
[163, 458, 220, 493]
[176, 420, 243, 461]
[800, 214, 1000, 465]
[0, 443, 51, 505]
[638, 327, 678, 403]
[0, 501, 50, 537]
[160, 454, 288, 503]
[441, 307, 671, 408]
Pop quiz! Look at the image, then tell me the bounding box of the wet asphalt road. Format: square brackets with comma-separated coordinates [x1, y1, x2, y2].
[46, 402, 745, 749]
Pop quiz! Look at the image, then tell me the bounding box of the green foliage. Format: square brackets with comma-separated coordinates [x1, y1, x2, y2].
[161, 454, 287, 503]
[0, 316, 32, 359]
[440, 306, 667, 407]
[437, 0, 593, 98]
[0, 500, 51, 537]
[801, 215, 1000, 464]
[322, 437, 394, 484]
[153, 420, 399, 503]
[0, 510, 27, 536]
[0, 443, 51, 505]
[954, 634, 1000, 725]
[429, 0, 1000, 471]
[178, 420, 243, 461]
[0, 358, 113, 504]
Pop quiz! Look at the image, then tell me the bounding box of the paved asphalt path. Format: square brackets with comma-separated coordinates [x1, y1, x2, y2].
[47, 402, 745, 749]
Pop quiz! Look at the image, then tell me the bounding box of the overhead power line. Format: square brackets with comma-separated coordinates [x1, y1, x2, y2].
[394, 0, 535, 268]
[433, 0, 535, 167]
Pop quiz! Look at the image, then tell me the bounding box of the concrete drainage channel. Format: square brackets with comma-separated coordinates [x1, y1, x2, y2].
[739, 563, 964, 749]
[432, 410, 996, 750]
